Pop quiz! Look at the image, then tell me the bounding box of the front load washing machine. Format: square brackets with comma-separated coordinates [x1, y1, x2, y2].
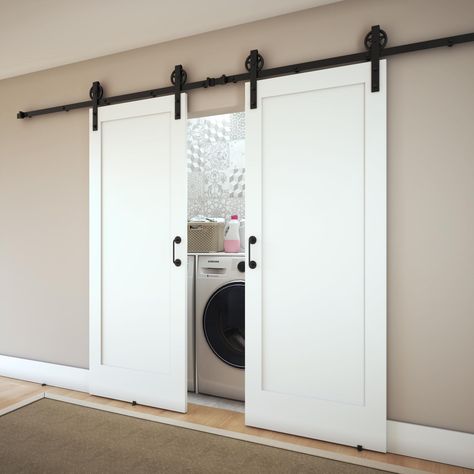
[196, 255, 245, 401]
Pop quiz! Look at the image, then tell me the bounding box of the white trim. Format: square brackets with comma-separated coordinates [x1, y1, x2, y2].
[0, 392, 45, 416]
[44, 392, 420, 474]
[388, 420, 474, 469]
[0, 355, 89, 392]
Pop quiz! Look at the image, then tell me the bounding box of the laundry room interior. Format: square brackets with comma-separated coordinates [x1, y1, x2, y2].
[186, 112, 246, 411]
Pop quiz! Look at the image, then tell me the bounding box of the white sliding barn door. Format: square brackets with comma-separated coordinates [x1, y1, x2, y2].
[245, 61, 387, 451]
[89, 95, 188, 412]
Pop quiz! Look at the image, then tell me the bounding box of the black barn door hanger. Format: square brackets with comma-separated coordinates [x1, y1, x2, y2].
[367, 25, 387, 93]
[16, 25, 474, 131]
[90, 81, 103, 131]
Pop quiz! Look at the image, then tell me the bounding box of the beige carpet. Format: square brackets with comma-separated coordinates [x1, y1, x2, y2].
[0, 399, 389, 473]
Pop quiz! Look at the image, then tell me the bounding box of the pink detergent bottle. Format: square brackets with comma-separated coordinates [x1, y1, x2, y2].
[224, 215, 241, 253]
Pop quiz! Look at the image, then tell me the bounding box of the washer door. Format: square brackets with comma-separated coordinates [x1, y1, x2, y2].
[203, 281, 245, 369]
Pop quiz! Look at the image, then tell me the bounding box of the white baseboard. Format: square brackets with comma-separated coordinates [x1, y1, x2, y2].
[0, 355, 89, 393]
[388, 420, 474, 469]
[0, 354, 472, 469]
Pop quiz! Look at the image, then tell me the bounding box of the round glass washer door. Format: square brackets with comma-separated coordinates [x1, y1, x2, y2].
[203, 281, 245, 369]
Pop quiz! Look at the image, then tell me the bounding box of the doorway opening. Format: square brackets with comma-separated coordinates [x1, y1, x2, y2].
[186, 112, 246, 412]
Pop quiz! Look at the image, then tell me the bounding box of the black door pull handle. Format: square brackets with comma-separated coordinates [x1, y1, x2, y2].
[248, 236, 257, 269]
[173, 236, 182, 267]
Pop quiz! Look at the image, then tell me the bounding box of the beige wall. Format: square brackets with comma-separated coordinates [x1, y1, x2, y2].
[1, 0, 473, 433]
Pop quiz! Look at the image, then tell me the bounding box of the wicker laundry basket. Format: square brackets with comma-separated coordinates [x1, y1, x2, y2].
[188, 221, 225, 253]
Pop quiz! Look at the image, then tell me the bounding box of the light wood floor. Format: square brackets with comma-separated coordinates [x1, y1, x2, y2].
[0, 376, 470, 474]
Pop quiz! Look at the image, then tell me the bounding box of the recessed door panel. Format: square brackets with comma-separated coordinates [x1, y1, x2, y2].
[101, 113, 171, 375]
[261, 84, 365, 406]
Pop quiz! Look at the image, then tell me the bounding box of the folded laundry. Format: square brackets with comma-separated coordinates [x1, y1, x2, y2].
[189, 215, 225, 223]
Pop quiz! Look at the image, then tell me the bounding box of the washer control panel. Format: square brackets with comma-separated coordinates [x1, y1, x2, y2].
[198, 256, 245, 279]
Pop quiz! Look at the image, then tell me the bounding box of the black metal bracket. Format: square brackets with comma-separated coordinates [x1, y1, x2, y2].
[90, 81, 103, 131]
[132, 400, 137, 406]
[172, 65, 186, 120]
[246, 50, 264, 109]
[357, 445, 363, 452]
[371, 25, 381, 92]
[365, 25, 388, 92]
[204, 77, 216, 88]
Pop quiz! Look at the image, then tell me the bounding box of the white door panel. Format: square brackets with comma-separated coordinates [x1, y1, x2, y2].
[90, 95, 187, 412]
[245, 62, 386, 451]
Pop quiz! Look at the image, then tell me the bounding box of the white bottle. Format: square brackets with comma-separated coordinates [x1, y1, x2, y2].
[224, 215, 240, 253]
[239, 219, 245, 252]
